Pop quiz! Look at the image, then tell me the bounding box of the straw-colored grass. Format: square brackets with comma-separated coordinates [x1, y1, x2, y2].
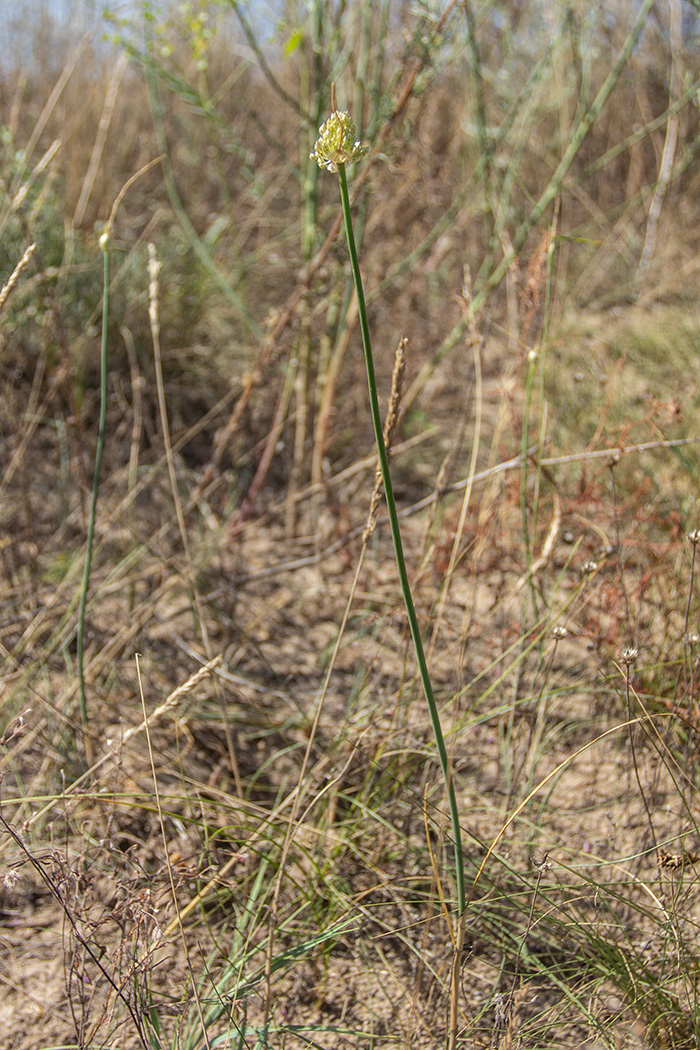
[1, 2, 700, 1048]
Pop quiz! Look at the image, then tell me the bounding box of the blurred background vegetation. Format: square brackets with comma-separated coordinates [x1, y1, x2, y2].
[2, 0, 699, 499]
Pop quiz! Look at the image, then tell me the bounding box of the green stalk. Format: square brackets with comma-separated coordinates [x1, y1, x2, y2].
[480, 0, 657, 300]
[76, 245, 110, 765]
[143, 47, 261, 339]
[336, 162, 465, 917]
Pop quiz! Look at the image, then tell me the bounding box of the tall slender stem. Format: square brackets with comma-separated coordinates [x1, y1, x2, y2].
[76, 247, 110, 766]
[337, 162, 465, 916]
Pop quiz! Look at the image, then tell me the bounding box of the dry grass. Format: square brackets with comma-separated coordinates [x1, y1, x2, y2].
[1, 2, 700, 1048]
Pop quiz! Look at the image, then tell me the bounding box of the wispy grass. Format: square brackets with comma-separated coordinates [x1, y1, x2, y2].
[2, 1, 700, 1048]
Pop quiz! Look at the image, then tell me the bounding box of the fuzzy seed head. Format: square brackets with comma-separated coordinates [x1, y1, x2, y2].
[310, 111, 368, 173]
[3, 869, 19, 890]
[551, 625, 568, 639]
[687, 529, 700, 545]
[620, 646, 639, 666]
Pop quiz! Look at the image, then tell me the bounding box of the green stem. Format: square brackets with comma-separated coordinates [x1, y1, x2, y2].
[76, 246, 110, 762]
[481, 0, 657, 300]
[144, 52, 261, 339]
[337, 163, 465, 916]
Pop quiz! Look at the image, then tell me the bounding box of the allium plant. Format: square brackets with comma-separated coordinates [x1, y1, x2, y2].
[311, 109, 466, 918]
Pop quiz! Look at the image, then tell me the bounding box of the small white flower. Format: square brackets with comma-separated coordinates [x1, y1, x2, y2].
[3, 869, 20, 890]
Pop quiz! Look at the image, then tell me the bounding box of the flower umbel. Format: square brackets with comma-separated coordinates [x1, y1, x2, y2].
[310, 111, 368, 173]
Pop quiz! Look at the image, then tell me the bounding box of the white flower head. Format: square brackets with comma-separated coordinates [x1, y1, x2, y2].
[311, 111, 368, 173]
[3, 868, 20, 890]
